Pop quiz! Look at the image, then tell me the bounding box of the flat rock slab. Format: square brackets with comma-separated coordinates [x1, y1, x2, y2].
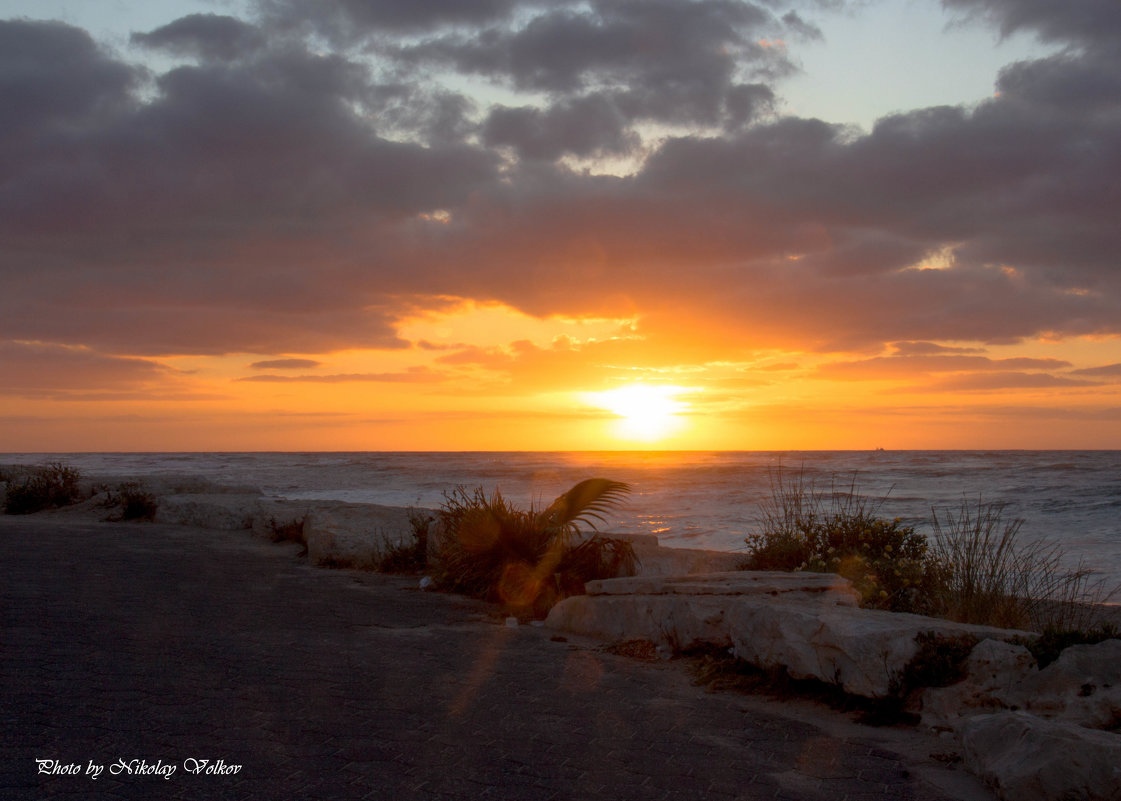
[547, 573, 1030, 698]
[586, 571, 861, 604]
[626, 541, 746, 575]
[958, 712, 1121, 801]
[154, 494, 263, 530]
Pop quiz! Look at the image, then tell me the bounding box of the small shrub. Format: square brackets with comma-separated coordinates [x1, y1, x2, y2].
[604, 639, 660, 660]
[269, 517, 306, 545]
[432, 479, 635, 616]
[744, 472, 1118, 631]
[3, 463, 83, 515]
[896, 631, 979, 694]
[743, 470, 941, 614]
[101, 482, 159, 522]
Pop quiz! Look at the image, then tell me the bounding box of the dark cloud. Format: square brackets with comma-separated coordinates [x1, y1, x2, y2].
[780, 10, 824, 41]
[2, 2, 1120, 368]
[482, 94, 638, 161]
[817, 354, 1073, 380]
[397, 1, 781, 92]
[0, 341, 171, 394]
[249, 358, 323, 369]
[396, 0, 789, 144]
[236, 367, 442, 382]
[1071, 362, 1121, 377]
[131, 14, 265, 61]
[255, 0, 529, 39]
[923, 372, 1100, 392]
[0, 19, 138, 142]
[0, 18, 496, 355]
[944, 0, 1121, 50]
[891, 342, 987, 356]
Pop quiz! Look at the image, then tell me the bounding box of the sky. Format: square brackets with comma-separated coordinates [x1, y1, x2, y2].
[2, 0, 1120, 451]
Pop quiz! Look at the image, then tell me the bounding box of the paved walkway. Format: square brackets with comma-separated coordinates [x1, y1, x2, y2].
[0, 516, 994, 800]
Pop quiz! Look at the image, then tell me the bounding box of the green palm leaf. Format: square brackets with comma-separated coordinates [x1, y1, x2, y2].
[539, 478, 631, 535]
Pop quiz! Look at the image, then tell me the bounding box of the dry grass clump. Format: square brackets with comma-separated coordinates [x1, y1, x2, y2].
[3, 462, 83, 515]
[744, 469, 1119, 633]
[373, 511, 433, 574]
[930, 498, 1117, 632]
[431, 479, 637, 617]
[101, 481, 159, 522]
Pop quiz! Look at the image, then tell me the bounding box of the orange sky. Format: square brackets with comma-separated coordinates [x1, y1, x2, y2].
[5, 301, 1120, 451]
[3, 3, 1121, 451]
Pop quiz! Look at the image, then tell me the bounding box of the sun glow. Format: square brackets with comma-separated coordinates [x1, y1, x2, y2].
[584, 384, 695, 442]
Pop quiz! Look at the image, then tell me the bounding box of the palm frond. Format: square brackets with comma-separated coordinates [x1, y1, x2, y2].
[539, 478, 631, 533]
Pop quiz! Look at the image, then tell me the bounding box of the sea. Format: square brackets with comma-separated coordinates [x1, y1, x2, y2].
[5, 450, 1120, 591]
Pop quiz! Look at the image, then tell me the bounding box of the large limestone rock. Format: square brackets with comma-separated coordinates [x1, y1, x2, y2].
[546, 571, 1027, 698]
[919, 639, 1039, 729]
[153, 493, 262, 530]
[152, 493, 430, 573]
[921, 637, 1121, 731]
[585, 571, 861, 603]
[625, 539, 746, 575]
[1018, 639, 1121, 729]
[303, 503, 419, 570]
[958, 712, 1121, 801]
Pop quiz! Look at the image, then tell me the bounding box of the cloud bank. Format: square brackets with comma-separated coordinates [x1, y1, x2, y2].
[2, 0, 1119, 403]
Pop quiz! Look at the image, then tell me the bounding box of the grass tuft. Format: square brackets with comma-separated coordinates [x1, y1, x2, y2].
[101, 482, 159, 522]
[3, 463, 83, 515]
[929, 498, 1117, 631]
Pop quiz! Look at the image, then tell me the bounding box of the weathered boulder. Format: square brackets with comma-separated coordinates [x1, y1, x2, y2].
[958, 711, 1121, 801]
[1019, 639, 1121, 729]
[303, 503, 418, 570]
[250, 499, 317, 541]
[919, 639, 1038, 729]
[625, 539, 745, 575]
[585, 571, 861, 604]
[727, 603, 1026, 699]
[546, 572, 1028, 697]
[920, 637, 1121, 731]
[153, 494, 261, 530]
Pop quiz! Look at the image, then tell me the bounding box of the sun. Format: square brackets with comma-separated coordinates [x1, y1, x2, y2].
[584, 384, 694, 442]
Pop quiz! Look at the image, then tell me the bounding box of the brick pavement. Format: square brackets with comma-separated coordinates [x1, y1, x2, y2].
[0, 517, 995, 800]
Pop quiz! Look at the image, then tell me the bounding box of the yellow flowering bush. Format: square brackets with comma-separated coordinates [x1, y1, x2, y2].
[743, 471, 944, 614]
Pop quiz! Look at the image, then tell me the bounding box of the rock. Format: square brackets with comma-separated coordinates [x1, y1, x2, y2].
[546, 571, 1028, 697]
[250, 499, 316, 541]
[958, 711, 1121, 801]
[626, 540, 746, 575]
[727, 603, 1026, 699]
[153, 494, 261, 530]
[304, 504, 418, 570]
[585, 571, 861, 604]
[1019, 639, 1121, 729]
[919, 639, 1038, 730]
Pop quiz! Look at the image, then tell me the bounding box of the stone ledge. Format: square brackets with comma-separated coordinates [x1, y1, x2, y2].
[545, 572, 1030, 698]
[958, 712, 1121, 801]
[585, 571, 861, 604]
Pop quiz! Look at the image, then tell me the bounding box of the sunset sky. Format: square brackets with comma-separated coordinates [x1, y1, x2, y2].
[2, 0, 1120, 451]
